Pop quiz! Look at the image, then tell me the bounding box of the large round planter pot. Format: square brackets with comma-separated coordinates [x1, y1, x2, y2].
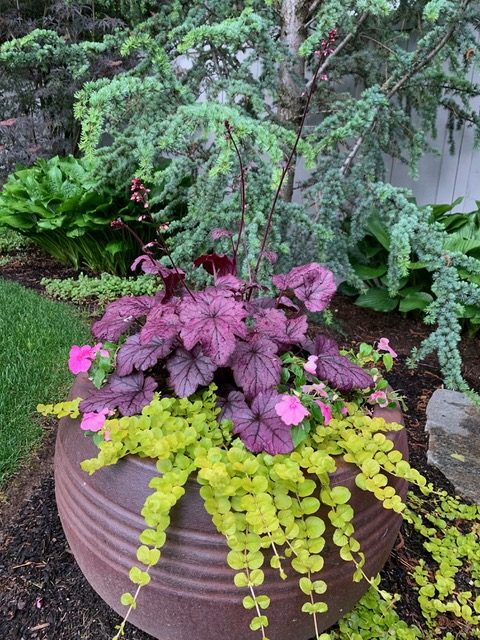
[55, 375, 408, 640]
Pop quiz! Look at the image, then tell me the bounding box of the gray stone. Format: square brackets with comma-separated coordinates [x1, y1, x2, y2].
[425, 389, 480, 504]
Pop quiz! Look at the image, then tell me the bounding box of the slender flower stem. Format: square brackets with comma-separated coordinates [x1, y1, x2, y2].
[250, 30, 337, 287]
[224, 120, 247, 267]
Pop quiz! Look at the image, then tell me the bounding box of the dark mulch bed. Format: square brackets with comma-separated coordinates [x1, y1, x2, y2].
[0, 249, 478, 639]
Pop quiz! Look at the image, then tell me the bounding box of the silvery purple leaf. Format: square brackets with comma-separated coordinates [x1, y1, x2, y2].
[179, 289, 247, 365]
[131, 255, 185, 301]
[217, 391, 248, 422]
[253, 308, 288, 343]
[306, 334, 340, 356]
[278, 296, 299, 312]
[245, 297, 276, 313]
[231, 390, 293, 455]
[80, 372, 157, 416]
[92, 295, 157, 341]
[166, 346, 217, 397]
[140, 302, 180, 344]
[116, 334, 176, 376]
[315, 354, 373, 392]
[283, 315, 308, 346]
[272, 263, 336, 312]
[215, 274, 245, 292]
[231, 336, 281, 399]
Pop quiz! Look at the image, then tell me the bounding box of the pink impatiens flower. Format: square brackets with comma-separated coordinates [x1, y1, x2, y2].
[368, 390, 389, 408]
[301, 382, 329, 398]
[377, 337, 397, 358]
[303, 355, 318, 375]
[316, 401, 332, 425]
[275, 395, 310, 426]
[80, 408, 110, 432]
[68, 343, 108, 374]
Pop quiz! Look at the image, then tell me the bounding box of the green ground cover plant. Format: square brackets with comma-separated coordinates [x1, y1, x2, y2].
[42, 273, 160, 305]
[0, 227, 31, 254]
[0, 278, 90, 484]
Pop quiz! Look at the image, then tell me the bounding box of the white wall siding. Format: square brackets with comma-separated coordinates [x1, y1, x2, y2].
[388, 63, 480, 212]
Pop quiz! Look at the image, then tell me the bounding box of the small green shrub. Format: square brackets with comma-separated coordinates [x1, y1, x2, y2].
[42, 272, 161, 304]
[0, 155, 160, 274]
[341, 200, 480, 334]
[0, 227, 32, 253]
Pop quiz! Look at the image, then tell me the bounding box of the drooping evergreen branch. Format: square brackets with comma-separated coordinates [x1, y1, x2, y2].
[341, 0, 472, 176]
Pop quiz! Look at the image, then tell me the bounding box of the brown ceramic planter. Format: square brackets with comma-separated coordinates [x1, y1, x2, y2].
[55, 375, 408, 640]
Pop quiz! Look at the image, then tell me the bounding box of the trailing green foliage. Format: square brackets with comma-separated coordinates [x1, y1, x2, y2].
[44, 387, 418, 638]
[65, 0, 480, 397]
[0, 278, 89, 483]
[41, 273, 160, 305]
[0, 155, 158, 274]
[43, 387, 480, 639]
[341, 199, 480, 334]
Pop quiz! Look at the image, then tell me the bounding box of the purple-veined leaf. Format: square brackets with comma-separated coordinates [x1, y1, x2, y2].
[245, 297, 276, 313]
[231, 390, 293, 455]
[315, 354, 373, 392]
[272, 263, 336, 312]
[306, 334, 373, 391]
[215, 274, 245, 292]
[253, 309, 307, 348]
[131, 254, 162, 275]
[253, 308, 288, 343]
[140, 302, 180, 344]
[278, 296, 299, 312]
[231, 336, 281, 399]
[116, 334, 175, 376]
[306, 334, 340, 357]
[194, 253, 236, 278]
[79, 372, 157, 417]
[179, 289, 247, 365]
[283, 315, 308, 346]
[217, 391, 248, 422]
[211, 228, 233, 240]
[131, 255, 185, 301]
[166, 346, 217, 397]
[92, 295, 157, 341]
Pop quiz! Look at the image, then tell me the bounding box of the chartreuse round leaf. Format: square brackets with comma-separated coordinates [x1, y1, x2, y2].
[129, 566, 151, 586]
[330, 486, 351, 504]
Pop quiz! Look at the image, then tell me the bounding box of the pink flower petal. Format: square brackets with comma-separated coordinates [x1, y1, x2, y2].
[377, 337, 397, 358]
[68, 345, 97, 374]
[275, 395, 310, 426]
[303, 355, 318, 375]
[80, 409, 109, 432]
[368, 390, 389, 407]
[301, 383, 329, 398]
[316, 401, 332, 425]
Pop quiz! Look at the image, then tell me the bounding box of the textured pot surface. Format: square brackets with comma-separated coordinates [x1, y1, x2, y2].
[55, 375, 408, 640]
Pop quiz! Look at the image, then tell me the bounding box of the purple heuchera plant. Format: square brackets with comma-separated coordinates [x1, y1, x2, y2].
[77, 28, 374, 455]
[81, 254, 372, 453]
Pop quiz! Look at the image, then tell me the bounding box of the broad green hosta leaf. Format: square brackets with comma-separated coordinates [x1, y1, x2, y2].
[355, 288, 398, 312]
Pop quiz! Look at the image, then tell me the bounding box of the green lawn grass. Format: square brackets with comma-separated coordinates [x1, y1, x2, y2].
[0, 278, 90, 484]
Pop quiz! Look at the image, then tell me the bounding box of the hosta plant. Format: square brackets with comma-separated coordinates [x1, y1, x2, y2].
[39, 38, 432, 639]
